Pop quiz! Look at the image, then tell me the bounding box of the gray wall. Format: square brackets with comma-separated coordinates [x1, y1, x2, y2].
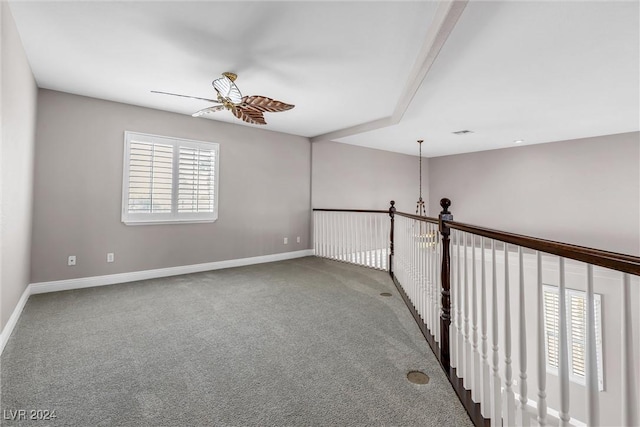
[312, 141, 427, 213]
[1, 2, 37, 330]
[428, 132, 640, 255]
[31, 90, 310, 283]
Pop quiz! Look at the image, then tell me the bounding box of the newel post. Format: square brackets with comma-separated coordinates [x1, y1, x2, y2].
[439, 198, 453, 372]
[388, 200, 396, 276]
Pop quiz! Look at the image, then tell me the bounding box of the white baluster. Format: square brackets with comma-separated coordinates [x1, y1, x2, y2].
[323, 213, 328, 258]
[404, 219, 408, 280]
[359, 214, 363, 265]
[371, 215, 375, 268]
[353, 213, 357, 263]
[417, 221, 420, 311]
[424, 223, 429, 329]
[344, 213, 349, 262]
[335, 213, 340, 261]
[353, 214, 358, 264]
[585, 264, 599, 427]
[365, 214, 369, 266]
[358, 214, 362, 265]
[372, 215, 376, 267]
[333, 212, 341, 260]
[412, 220, 417, 308]
[338, 213, 342, 260]
[463, 232, 471, 389]
[409, 219, 413, 300]
[402, 218, 406, 291]
[480, 237, 491, 417]
[345, 213, 350, 262]
[471, 235, 480, 401]
[504, 243, 516, 426]
[328, 213, 333, 259]
[424, 223, 429, 327]
[374, 213, 377, 268]
[416, 221, 421, 314]
[382, 215, 387, 270]
[415, 221, 419, 312]
[313, 212, 317, 255]
[558, 257, 570, 426]
[536, 251, 547, 427]
[313, 212, 318, 255]
[378, 214, 382, 268]
[518, 246, 529, 426]
[414, 220, 419, 316]
[376, 217, 382, 270]
[321, 212, 325, 257]
[425, 223, 430, 330]
[323, 212, 327, 258]
[352, 213, 356, 263]
[352, 214, 356, 263]
[621, 273, 638, 427]
[450, 230, 458, 369]
[344, 213, 348, 261]
[457, 230, 464, 372]
[406, 219, 416, 306]
[491, 239, 502, 424]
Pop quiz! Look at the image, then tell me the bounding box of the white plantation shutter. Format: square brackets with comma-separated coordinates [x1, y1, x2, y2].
[569, 293, 586, 377]
[122, 132, 219, 224]
[127, 141, 173, 213]
[544, 290, 560, 369]
[543, 286, 604, 390]
[178, 147, 216, 213]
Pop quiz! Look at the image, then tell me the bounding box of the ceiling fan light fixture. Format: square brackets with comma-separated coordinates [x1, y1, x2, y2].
[152, 72, 294, 125]
[222, 72, 237, 82]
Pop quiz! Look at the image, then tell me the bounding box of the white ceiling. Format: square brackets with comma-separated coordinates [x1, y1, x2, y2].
[8, 0, 640, 157]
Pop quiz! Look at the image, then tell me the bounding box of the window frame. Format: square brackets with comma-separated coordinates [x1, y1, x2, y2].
[121, 131, 220, 225]
[542, 285, 604, 391]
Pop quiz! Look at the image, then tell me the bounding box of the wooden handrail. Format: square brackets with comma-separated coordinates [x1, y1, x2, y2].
[312, 208, 389, 214]
[313, 208, 439, 223]
[445, 220, 640, 276]
[313, 205, 640, 276]
[394, 210, 439, 224]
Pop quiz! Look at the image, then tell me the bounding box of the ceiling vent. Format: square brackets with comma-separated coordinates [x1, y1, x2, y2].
[452, 130, 473, 135]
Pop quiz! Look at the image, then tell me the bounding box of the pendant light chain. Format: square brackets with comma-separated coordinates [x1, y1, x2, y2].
[419, 141, 422, 200]
[416, 140, 426, 217]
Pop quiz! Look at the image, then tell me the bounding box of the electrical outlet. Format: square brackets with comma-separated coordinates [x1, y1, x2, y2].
[68, 255, 76, 266]
[107, 253, 114, 263]
[296, 236, 301, 243]
[284, 237, 288, 244]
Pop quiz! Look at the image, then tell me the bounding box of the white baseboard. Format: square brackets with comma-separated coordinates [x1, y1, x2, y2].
[1, 249, 314, 355]
[0, 283, 32, 356]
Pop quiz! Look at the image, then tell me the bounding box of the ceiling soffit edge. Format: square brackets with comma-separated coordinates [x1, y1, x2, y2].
[310, 0, 468, 143]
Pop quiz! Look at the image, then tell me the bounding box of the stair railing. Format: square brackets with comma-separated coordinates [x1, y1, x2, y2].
[312, 199, 640, 427]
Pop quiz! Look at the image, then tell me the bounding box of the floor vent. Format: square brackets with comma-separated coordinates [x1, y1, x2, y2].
[407, 371, 430, 384]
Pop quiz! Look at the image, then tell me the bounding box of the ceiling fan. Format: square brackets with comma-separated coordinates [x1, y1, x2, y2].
[152, 72, 294, 125]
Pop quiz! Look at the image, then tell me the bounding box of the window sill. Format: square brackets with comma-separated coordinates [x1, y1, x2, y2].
[122, 218, 218, 226]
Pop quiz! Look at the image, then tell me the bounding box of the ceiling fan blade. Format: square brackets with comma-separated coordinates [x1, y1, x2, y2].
[212, 76, 243, 105]
[232, 105, 267, 125]
[192, 105, 225, 117]
[242, 95, 294, 113]
[151, 90, 220, 104]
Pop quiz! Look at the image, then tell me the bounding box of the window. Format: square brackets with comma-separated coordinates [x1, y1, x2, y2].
[543, 285, 604, 390]
[122, 132, 219, 225]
